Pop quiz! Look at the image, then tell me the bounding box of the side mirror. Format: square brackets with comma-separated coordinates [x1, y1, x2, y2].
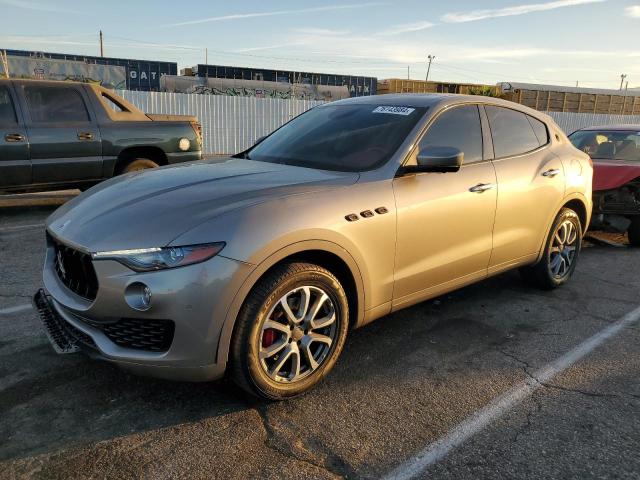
[404, 146, 463, 174]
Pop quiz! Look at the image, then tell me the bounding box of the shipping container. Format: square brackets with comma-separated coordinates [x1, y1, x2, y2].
[377, 78, 501, 97]
[193, 64, 376, 97]
[2, 49, 177, 91]
[500, 82, 640, 115]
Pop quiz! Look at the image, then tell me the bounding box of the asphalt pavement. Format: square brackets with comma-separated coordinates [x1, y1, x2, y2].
[0, 192, 638, 480]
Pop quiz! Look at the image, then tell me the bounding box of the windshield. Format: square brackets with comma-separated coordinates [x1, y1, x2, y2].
[245, 104, 427, 172]
[569, 130, 640, 161]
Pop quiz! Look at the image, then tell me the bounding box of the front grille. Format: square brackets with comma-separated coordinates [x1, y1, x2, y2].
[34, 289, 95, 353]
[98, 318, 175, 352]
[49, 233, 99, 301]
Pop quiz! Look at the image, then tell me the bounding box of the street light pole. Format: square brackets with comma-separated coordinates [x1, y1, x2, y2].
[426, 55, 435, 82]
[620, 74, 627, 90]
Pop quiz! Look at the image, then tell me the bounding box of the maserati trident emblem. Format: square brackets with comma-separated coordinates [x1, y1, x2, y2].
[56, 250, 67, 280]
[58, 219, 71, 230]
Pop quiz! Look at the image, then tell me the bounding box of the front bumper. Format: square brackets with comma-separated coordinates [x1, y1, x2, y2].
[39, 238, 252, 381]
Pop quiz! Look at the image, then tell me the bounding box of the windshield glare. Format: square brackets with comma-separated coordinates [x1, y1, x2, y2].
[569, 130, 640, 161]
[246, 104, 427, 172]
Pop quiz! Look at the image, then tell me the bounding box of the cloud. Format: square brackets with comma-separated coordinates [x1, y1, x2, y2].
[441, 0, 605, 23]
[167, 3, 386, 27]
[0, 0, 78, 13]
[0, 35, 94, 47]
[626, 5, 640, 17]
[236, 42, 308, 53]
[290, 28, 351, 36]
[379, 21, 435, 36]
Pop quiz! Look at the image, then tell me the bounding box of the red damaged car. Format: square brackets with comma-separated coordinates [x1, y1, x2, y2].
[569, 125, 640, 246]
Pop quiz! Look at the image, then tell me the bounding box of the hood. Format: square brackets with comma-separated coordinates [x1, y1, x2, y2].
[47, 158, 359, 252]
[593, 160, 640, 191]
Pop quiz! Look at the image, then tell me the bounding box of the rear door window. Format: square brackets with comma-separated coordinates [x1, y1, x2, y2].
[0, 86, 17, 125]
[23, 85, 90, 123]
[419, 105, 484, 163]
[485, 106, 541, 158]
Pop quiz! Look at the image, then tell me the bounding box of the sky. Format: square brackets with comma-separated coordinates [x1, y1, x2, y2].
[1, 0, 639, 89]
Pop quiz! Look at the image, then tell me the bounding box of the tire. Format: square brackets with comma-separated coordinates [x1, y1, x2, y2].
[627, 217, 640, 247]
[520, 208, 582, 290]
[230, 262, 349, 400]
[120, 158, 160, 174]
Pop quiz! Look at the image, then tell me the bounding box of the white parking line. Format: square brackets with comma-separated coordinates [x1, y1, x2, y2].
[1, 223, 44, 233]
[0, 303, 32, 315]
[384, 305, 640, 480]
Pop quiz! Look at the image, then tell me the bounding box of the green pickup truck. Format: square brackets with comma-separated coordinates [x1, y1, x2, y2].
[0, 79, 202, 193]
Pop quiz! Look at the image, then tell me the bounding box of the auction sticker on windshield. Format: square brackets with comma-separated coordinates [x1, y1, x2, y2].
[372, 106, 416, 115]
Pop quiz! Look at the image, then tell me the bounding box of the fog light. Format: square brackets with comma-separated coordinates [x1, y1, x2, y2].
[178, 137, 190, 151]
[125, 282, 152, 311]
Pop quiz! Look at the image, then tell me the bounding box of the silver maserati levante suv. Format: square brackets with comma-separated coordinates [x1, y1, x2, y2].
[35, 94, 592, 399]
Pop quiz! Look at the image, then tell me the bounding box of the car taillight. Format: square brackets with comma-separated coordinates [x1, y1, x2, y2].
[191, 121, 203, 145]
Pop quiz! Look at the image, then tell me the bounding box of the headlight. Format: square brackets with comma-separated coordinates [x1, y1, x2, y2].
[92, 243, 225, 272]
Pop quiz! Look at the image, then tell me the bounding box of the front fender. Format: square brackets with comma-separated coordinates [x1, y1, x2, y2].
[214, 239, 366, 366]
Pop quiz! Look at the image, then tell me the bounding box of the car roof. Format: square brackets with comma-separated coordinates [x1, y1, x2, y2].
[577, 124, 640, 132]
[331, 93, 551, 121]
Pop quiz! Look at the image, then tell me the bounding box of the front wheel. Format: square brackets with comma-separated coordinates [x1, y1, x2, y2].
[520, 208, 582, 290]
[120, 158, 160, 174]
[230, 262, 349, 400]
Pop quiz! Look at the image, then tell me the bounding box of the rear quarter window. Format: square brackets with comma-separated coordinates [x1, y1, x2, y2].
[527, 115, 549, 146]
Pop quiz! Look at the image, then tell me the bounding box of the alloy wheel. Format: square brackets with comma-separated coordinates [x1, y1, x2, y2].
[549, 219, 578, 279]
[259, 286, 338, 383]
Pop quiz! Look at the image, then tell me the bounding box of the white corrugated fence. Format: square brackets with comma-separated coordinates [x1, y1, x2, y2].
[117, 90, 323, 155]
[542, 111, 640, 135]
[115, 90, 640, 155]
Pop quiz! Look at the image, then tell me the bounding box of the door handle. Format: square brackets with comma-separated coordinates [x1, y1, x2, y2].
[469, 183, 496, 193]
[4, 133, 25, 142]
[542, 168, 561, 178]
[77, 132, 94, 140]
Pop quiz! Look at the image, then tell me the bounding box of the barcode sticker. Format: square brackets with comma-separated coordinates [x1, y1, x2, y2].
[372, 106, 415, 116]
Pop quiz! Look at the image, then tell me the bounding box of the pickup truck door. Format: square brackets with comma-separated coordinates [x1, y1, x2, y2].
[16, 82, 102, 185]
[0, 83, 31, 188]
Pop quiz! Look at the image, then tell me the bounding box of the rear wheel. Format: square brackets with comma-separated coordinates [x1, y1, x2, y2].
[520, 208, 582, 290]
[230, 262, 349, 400]
[627, 217, 640, 247]
[120, 158, 159, 174]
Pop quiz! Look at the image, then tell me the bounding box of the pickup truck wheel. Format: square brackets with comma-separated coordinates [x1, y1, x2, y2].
[627, 217, 640, 247]
[121, 158, 160, 173]
[230, 262, 349, 400]
[520, 208, 582, 290]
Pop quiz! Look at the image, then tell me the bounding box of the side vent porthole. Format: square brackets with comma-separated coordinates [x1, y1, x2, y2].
[345, 214, 359, 222]
[375, 207, 389, 215]
[360, 210, 374, 218]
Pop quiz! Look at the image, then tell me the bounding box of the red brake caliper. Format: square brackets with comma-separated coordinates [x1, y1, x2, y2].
[262, 329, 277, 348]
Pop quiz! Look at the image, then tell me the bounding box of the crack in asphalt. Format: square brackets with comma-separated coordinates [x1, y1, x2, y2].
[498, 349, 639, 402]
[252, 405, 356, 479]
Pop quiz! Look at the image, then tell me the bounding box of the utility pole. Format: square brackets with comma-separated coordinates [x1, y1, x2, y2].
[426, 54, 435, 82]
[576, 81, 579, 88]
[99, 30, 104, 57]
[620, 74, 627, 90]
[407, 65, 410, 80]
